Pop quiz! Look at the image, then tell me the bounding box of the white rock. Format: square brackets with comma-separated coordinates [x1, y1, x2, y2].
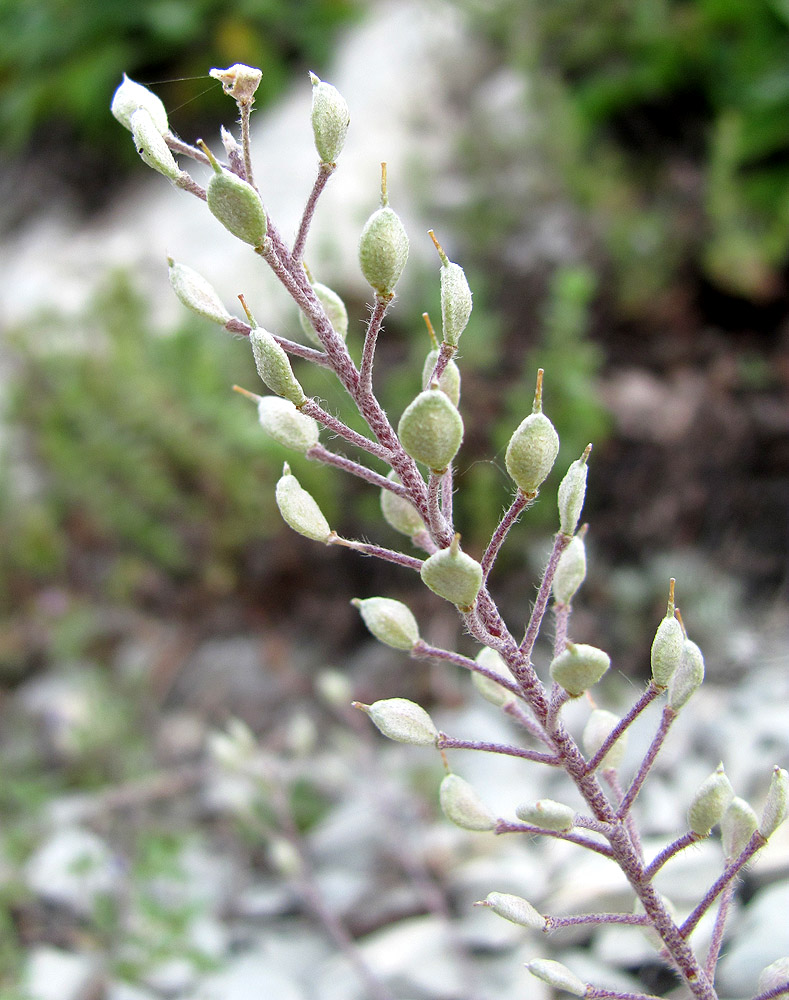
[25, 827, 118, 915]
[195, 949, 306, 1000]
[717, 881, 789, 996]
[21, 947, 102, 1000]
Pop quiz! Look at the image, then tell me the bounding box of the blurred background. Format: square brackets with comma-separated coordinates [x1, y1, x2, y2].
[1, 1, 788, 998]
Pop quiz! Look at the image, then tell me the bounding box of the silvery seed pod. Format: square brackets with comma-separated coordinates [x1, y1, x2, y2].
[422, 348, 461, 407]
[299, 282, 349, 346]
[760, 765, 789, 839]
[209, 64, 262, 104]
[111, 74, 169, 133]
[398, 387, 464, 473]
[130, 108, 179, 179]
[420, 535, 482, 610]
[757, 957, 789, 996]
[722, 796, 758, 859]
[256, 396, 319, 453]
[582, 708, 628, 770]
[526, 960, 586, 998]
[552, 534, 587, 606]
[352, 596, 420, 650]
[549, 642, 610, 697]
[309, 72, 350, 164]
[505, 411, 560, 494]
[168, 258, 231, 325]
[251, 328, 307, 406]
[688, 763, 735, 836]
[516, 798, 575, 832]
[440, 260, 473, 347]
[667, 638, 704, 710]
[358, 698, 438, 746]
[557, 446, 591, 537]
[358, 202, 409, 296]
[651, 592, 684, 688]
[478, 892, 546, 931]
[472, 647, 515, 707]
[439, 773, 496, 831]
[380, 471, 424, 538]
[202, 142, 267, 248]
[275, 464, 332, 543]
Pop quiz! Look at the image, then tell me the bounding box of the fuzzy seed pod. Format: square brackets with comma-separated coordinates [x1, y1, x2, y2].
[440, 261, 473, 347]
[651, 599, 684, 688]
[688, 764, 735, 836]
[275, 464, 332, 542]
[420, 535, 482, 609]
[310, 72, 350, 164]
[549, 642, 610, 697]
[667, 638, 704, 710]
[757, 957, 789, 996]
[168, 258, 231, 325]
[380, 472, 424, 537]
[477, 892, 546, 931]
[256, 396, 319, 453]
[209, 64, 262, 104]
[352, 596, 420, 650]
[422, 348, 461, 407]
[552, 534, 587, 606]
[760, 765, 789, 839]
[358, 698, 438, 746]
[358, 204, 409, 296]
[250, 329, 307, 406]
[299, 282, 349, 347]
[516, 799, 575, 832]
[505, 411, 560, 494]
[526, 960, 586, 997]
[398, 387, 463, 472]
[111, 74, 169, 133]
[439, 773, 496, 831]
[130, 108, 179, 179]
[722, 796, 758, 859]
[582, 708, 628, 770]
[203, 143, 267, 248]
[557, 447, 590, 537]
[472, 647, 515, 707]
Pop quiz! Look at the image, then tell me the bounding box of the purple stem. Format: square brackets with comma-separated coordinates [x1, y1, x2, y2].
[617, 706, 676, 819]
[239, 101, 255, 190]
[502, 700, 554, 747]
[436, 734, 559, 765]
[496, 819, 615, 859]
[751, 983, 789, 1000]
[330, 536, 423, 573]
[586, 683, 661, 775]
[644, 832, 701, 880]
[411, 641, 525, 701]
[441, 465, 454, 527]
[293, 163, 335, 262]
[481, 490, 531, 578]
[553, 602, 570, 656]
[587, 990, 667, 1000]
[520, 532, 571, 654]
[548, 912, 651, 929]
[360, 296, 389, 396]
[166, 134, 211, 164]
[300, 399, 392, 462]
[174, 172, 206, 200]
[605, 769, 644, 862]
[704, 881, 734, 980]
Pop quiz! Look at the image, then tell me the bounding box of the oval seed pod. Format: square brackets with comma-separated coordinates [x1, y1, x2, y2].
[201, 141, 267, 248]
[557, 446, 591, 537]
[439, 773, 496, 832]
[722, 796, 758, 859]
[667, 638, 704, 711]
[352, 596, 420, 651]
[380, 471, 424, 538]
[357, 698, 438, 746]
[472, 647, 515, 707]
[299, 282, 348, 347]
[516, 799, 575, 832]
[358, 177, 409, 296]
[477, 892, 546, 931]
[552, 534, 587, 606]
[256, 396, 319, 453]
[398, 387, 464, 473]
[651, 584, 684, 688]
[275, 464, 332, 542]
[549, 642, 610, 698]
[130, 108, 179, 179]
[250, 328, 307, 407]
[422, 348, 461, 407]
[688, 763, 734, 836]
[582, 708, 628, 770]
[760, 766, 789, 839]
[111, 74, 169, 133]
[209, 64, 262, 104]
[757, 957, 789, 996]
[310, 72, 350, 164]
[420, 535, 483, 610]
[526, 960, 586, 998]
[168, 258, 231, 325]
[505, 411, 560, 494]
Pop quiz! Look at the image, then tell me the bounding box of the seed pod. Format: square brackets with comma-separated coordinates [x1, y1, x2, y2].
[439, 773, 496, 831]
[309, 72, 350, 164]
[722, 796, 758, 859]
[256, 396, 319, 453]
[526, 959, 586, 997]
[398, 387, 463, 473]
[516, 799, 575, 832]
[111, 74, 169, 133]
[651, 584, 684, 688]
[430, 234, 473, 347]
[582, 708, 628, 770]
[757, 957, 789, 996]
[275, 464, 332, 542]
[477, 892, 546, 931]
[299, 282, 349, 347]
[358, 174, 409, 296]
[201, 141, 267, 248]
[209, 64, 262, 104]
[688, 764, 735, 836]
[356, 698, 438, 746]
[505, 399, 560, 494]
[315, 669, 353, 709]
[352, 596, 420, 650]
[168, 258, 231, 325]
[420, 535, 482, 610]
[552, 534, 587, 606]
[472, 647, 515, 707]
[557, 446, 591, 537]
[760, 765, 789, 839]
[422, 348, 461, 407]
[380, 472, 424, 537]
[549, 642, 610, 697]
[251, 328, 307, 406]
[130, 108, 179, 179]
[667, 638, 704, 711]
